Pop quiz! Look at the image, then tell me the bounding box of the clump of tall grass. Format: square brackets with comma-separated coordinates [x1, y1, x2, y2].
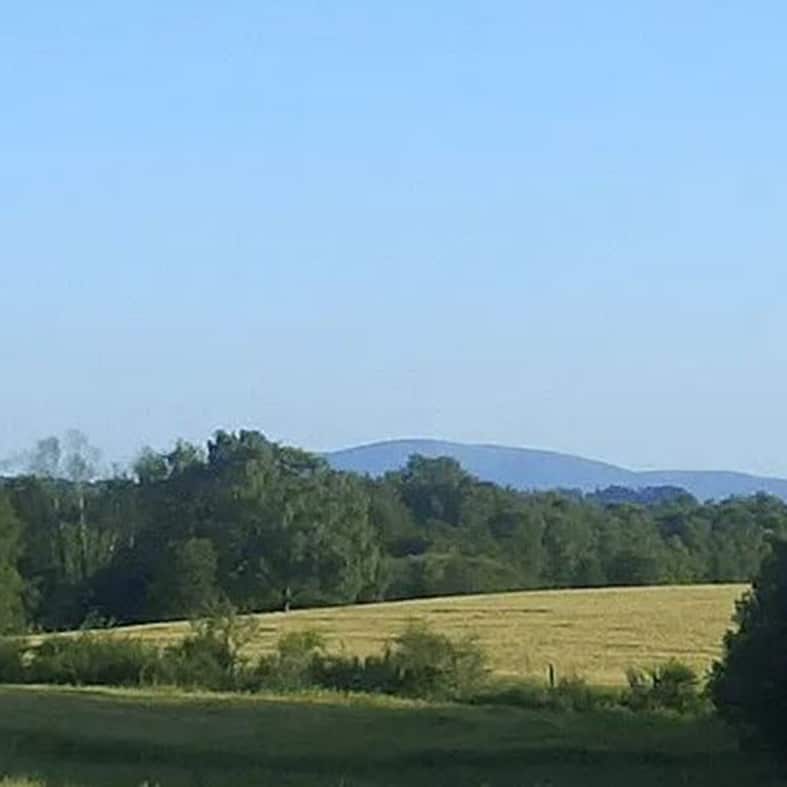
[624, 660, 706, 714]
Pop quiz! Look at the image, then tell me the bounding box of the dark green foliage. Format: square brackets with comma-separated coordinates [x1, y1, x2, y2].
[0, 638, 25, 683]
[22, 606, 257, 692]
[28, 634, 161, 687]
[312, 652, 401, 695]
[254, 630, 327, 691]
[551, 675, 608, 712]
[589, 486, 696, 507]
[709, 539, 787, 755]
[9, 617, 490, 703]
[161, 603, 258, 691]
[297, 621, 488, 700]
[147, 537, 220, 620]
[3, 684, 784, 787]
[473, 677, 619, 713]
[380, 621, 488, 699]
[170, 430, 381, 614]
[0, 564, 26, 634]
[385, 550, 520, 599]
[4, 430, 787, 633]
[625, 661, 704, 714]
[476, 666, 702, 715]
[0, 495, 25, 633]
[245, 620, 490, 700]
[162, 631, 237, 691]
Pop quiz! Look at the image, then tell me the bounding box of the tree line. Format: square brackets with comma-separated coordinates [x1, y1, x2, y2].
[1, 429, 786, 633]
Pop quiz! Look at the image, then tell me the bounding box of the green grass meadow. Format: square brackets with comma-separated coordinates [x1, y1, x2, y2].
[1, 685, 785, 787]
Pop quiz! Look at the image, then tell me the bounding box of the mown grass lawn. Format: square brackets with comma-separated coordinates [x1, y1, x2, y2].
[1, 685, 784, 787]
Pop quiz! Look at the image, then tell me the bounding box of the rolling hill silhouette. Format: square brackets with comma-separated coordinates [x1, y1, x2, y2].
[326, 439, 787, 501]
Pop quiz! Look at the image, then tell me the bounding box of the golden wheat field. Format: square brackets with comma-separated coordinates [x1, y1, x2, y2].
[108, 584, 746, 686]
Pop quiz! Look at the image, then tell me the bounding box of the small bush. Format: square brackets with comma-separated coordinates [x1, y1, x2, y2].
[162, 630, 237, 691]
[551, 675, 607, 712]
[29, 634, 160, 687]
[625, 660, 703, 714]
[0, 637, 25, 683]
[162, 603, 258, 691]
[254, 630, 327, 692]
[297, 621, 488, 700]
[382, 621, 488, 700]
[652, 661, 703, 713]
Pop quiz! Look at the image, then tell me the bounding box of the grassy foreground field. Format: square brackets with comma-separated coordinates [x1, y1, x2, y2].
[1, 685, 786, 787]
[113, 583, 746, 685]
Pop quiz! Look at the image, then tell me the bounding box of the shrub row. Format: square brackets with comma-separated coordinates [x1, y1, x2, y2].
[472, 676, 621, 713]
[268, 623, 488, 700]
[470, 663, 707, 715]
[0, 618, 488, 701]
[0, 615, 705, 713]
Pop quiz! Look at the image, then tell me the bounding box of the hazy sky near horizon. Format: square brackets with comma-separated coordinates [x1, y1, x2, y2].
[2, 2, 787, 475]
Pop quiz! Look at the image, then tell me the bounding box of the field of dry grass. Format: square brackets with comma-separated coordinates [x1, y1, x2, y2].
[110, 583, 745, 686]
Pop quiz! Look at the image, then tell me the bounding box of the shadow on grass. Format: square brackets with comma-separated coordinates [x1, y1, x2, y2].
[0, 687, 785, 787]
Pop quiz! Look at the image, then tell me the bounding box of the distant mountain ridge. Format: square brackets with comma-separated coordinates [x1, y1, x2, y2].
[325, 439, 787, 502]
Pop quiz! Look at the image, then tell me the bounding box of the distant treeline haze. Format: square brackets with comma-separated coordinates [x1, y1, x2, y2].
[0, 430, 785, 633]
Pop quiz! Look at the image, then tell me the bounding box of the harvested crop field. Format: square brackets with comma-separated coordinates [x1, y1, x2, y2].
[109, 583, 745, 686]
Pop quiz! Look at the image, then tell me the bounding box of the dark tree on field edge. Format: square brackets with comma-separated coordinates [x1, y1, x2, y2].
[710, 538, 787, 757]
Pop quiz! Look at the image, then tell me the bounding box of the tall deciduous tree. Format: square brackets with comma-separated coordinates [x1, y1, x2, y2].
[0, 493, 25, 633]
[207, 431, 380, 611]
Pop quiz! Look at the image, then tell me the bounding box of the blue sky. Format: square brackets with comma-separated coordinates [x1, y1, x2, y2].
[2, 2, 787, 475]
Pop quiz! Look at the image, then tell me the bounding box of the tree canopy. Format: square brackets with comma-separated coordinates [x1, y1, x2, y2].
[710, 539, 787, 756]
[1, 430, 786, 631]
